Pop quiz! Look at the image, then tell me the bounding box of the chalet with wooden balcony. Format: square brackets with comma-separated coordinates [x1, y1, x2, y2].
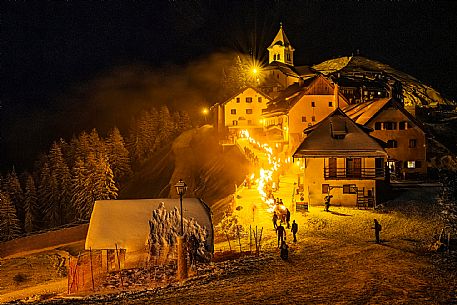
[344, 97, 427, 180]
[293, 109, 388, 208]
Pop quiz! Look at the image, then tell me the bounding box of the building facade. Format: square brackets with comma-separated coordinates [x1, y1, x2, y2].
[293, 109, 387, 208]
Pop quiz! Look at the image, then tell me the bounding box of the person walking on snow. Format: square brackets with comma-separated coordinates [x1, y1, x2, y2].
[272, 212, 278, 230]
[276, 223, 286, 248]
[291, 220, 298, 242]
[372, 219, 382, 243]
[286, 208, 291, 228]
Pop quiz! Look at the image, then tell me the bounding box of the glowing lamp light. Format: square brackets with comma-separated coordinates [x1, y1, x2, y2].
[202, 108, 208, 115]
[252, 67, 258, 75]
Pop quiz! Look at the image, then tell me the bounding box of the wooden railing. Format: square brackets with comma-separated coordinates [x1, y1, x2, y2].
[324, 167, 384, 179]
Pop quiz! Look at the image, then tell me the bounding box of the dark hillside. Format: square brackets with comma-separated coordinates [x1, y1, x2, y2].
[120, 125, 248, 222]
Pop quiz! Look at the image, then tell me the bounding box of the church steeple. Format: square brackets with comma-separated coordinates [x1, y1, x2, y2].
[268, 23, 295, 66]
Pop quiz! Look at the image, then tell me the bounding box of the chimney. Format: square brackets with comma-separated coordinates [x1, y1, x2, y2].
[333, 82, 340, 108]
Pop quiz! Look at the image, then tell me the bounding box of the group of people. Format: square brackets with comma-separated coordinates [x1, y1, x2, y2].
[244, 146, 259, 166]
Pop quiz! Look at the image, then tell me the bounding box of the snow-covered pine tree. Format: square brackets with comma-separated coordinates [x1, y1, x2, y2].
[75, 131, 91, 162]
[38, 161, 61, 228]
[156, 105, 174, 147]
[0, 191, 22, 241]
[4, 168, 25, 229]
[71, 158, 93, 220]
[177, 111, 192, 132]
[93, 154, 118, 201]
[89, 128, 106, 158]
[48, 142, 73, 223]
[24, 174, 38, 233]
[127, 108, 159, 163]
[106, 127, 132, 184]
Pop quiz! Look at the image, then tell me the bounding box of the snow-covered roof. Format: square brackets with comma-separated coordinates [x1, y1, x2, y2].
[293, 109, 387, 158]
[85, 198, 213, 252]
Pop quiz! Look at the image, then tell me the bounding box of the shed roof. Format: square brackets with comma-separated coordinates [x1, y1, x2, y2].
[85, 198, 213, 252]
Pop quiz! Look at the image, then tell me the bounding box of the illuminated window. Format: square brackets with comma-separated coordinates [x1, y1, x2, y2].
[246, 97, 252, 103]
[246, 109, 253, 114]
[409, 139, 417, 148]
[301, 116, 307, 122]
[407, 161, 415, 168]
[236, 97, 240, 103]
[311, 101, 315, 107]
[343, 184, 357, 194]
[311, 116, 316, 122]
[374, 122, 382, 130]
[230, 109, 236, 115]
[329, 101, 333, 107]
[386, 140, 397, 148]
[258, 97, 262, 103]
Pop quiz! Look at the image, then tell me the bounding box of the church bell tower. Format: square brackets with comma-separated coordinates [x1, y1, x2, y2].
[268, 23, 295, 66]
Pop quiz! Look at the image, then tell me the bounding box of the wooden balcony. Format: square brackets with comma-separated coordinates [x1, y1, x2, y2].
[324, 167, 384, 180]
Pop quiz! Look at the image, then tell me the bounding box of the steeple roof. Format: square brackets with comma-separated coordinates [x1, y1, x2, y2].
[268, 23, 294, 50]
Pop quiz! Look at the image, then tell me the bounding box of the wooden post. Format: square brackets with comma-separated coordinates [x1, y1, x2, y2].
[236, 226, 242, 252]
[249, 225, 252, 253]
[67, 256, 71, 294]
[69, 252, 81, 293]
[115, 244, 123, 287]
[259, 227, 263, 254]
[89, 248, 95, 291]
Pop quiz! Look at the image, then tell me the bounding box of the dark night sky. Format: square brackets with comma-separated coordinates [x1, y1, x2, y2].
[2, 1, 457, 171]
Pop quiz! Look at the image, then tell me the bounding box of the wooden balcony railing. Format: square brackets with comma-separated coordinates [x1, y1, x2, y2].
[324, 167, 384, 179]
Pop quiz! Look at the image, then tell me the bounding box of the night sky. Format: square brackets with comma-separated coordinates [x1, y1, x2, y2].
[2, 1, 457, 171]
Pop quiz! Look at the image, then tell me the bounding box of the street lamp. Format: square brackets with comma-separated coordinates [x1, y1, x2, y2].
[174, 179, 188, 281]
[175, 179, 188, 235]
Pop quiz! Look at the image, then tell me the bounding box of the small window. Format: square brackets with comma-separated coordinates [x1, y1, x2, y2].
[329, 101, 333, 107]
[384, 122, 397, 130]
[374, 122, 382, 130]
[277, 54, 280, 60]
[247, 120, 252, 125]
[231, 109, 236, 115]
[386, 140, 398, 148]
[246, 109, 253, 114]
[232, 120, 238, 126]
[258, 97, 262, 103]
[311, 116, 316, 122]
[322, 184, 329, 194]
[409, 139, 417, 148]
[311, 101, 316, 107]
[236, 97, 240, 103]
[301, 116, 307, 122]
[399, 121, 406, 130]
[343, 184, 357, 194]
[246, 97, 252, 103]
[407, 161, 416, 169]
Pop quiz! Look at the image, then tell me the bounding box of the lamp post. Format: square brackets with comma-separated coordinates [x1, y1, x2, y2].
[175, 179, 188, 281]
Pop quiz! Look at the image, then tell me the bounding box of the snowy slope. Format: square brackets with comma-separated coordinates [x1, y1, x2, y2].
[313, 56, 455, 107]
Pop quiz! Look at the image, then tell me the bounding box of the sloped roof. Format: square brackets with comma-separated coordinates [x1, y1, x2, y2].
[263, 75, 349, 116]
[264, 61, 300, 77]
[268, 24, 294, 50]
[293, 109, 387, 158]
[343, 98, 426, 131]
[85, 198, 213, 252]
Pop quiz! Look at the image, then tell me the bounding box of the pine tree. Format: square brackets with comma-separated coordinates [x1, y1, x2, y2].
[38, 162, 61, 228]
[177, 111, 193, 132]
[157, 105, 174, 146]
[92, 154, 118, 201]
[5, 169, 25, 229]
[24, 174, 38, 233]
[48, 142, 72, 223]
[71, 158, 93, 221]
[0, 191, 22, 241]
[106, 127, 132, 183]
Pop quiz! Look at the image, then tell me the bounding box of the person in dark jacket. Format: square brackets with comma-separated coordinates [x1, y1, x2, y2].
[280, 241, 289, 260]
[272, 212, 278, 230]
[286, 208, 291, 229]
[291, 220, 298, 242]
[372, 219, 382, 243]
[276, 223, 286, 248]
